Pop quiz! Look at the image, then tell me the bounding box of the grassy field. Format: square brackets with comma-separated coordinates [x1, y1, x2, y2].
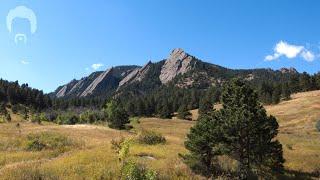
[0, 90, 320, 179]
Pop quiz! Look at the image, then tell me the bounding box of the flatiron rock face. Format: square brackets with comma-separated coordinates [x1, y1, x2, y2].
[52, 48, 300, 99]
[118, 61, 152, 87]
[159, 48, 195, 84]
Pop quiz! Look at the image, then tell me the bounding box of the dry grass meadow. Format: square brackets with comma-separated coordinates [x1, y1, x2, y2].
[0, 90, 320, 179]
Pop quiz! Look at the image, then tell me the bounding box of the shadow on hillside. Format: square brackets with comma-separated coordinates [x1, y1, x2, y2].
[276, 169, 319, 180]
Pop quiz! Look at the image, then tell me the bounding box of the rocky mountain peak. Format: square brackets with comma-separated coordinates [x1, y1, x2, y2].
[280, 67, 298, 74]
[159, 48, 195, 84]
[169, 48, 189, 61]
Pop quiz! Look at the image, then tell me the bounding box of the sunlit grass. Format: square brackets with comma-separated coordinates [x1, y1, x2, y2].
[0, 90, 320, 179]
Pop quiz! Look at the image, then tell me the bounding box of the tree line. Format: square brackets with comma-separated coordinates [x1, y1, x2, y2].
[0, 79, 51, 110]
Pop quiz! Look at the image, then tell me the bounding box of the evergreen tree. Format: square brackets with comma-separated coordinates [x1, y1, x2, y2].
[104, 100, 129, 129]
[220, 79, 284, 178]
[184, 79, 285, 178]
[125, 101, 136, 117]
[299, 72, 312, 91]
[198, 98, 213, 117]
[281, 83, 291, 100]
[183, 111, 223, 176]
[23, 107, 29, 120]
[177, 104, 192, 120]
[272, 86, 281, 104]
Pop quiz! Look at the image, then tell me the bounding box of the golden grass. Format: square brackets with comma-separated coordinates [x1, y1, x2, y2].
[0, 90, 319, 179]
[265, 90, 320, 173]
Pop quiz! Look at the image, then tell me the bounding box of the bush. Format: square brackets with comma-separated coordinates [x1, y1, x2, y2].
[121, 160, 157, 180]
[137, 130, 166, 145]
[11, 104, 19, 114]
[25, 132, 74, 151]
[5, 113, 11, 122]
[104, 100, 129, 129]
[316, 120, 320, 132]
[80, 110, 106, 124]
[177, 105, 192, 120]
[31, 114, 42, 124]
[130, 117, 140, 125]
[56, 113, 80, 125]
[111, 137, 125, 153]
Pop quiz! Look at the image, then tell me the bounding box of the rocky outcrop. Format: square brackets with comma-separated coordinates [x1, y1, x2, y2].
[55, 79, 79, 98]
[80, 68, 113, 97]
[52, 48, 302, 99]
[159, 48, 195, 84]
[53, 66, 138, 98]
[56, 85, 67, 98]
[280, 67, 298, 74]
[118, 61, 152, 87]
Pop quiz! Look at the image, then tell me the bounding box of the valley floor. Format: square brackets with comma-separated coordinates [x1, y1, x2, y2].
[0, 91, 320, 179]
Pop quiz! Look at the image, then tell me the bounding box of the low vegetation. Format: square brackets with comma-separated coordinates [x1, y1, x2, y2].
[137, 130, 166, 145]
[25, 132, 75, 151]
[121, 160, 157, 180]
[316, 120, 320, 132]
[0, 83, 320, 179]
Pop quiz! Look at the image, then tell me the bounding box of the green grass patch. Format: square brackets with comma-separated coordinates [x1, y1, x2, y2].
[25, 132, 76, 152]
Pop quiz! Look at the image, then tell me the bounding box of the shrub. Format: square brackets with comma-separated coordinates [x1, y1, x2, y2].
[111, 137, 125, 153]
[137, 130, 166, 145]
[121, 160, 157, 180]
[31, 114, 42, 124]
[25, 132, 73, 151]
[130, 117, 140, 125]
[12, 104, 19, 114]
[56, 113, 80, 125]
[104, 100, 129, 129]
[80, 110, 106, 124]
[316, 120, 320, 132]
[177, 105, 192, 120]
[5, 113, 11, 122]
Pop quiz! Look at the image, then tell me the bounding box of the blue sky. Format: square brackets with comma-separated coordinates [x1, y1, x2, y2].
[0, 0, 320, 92]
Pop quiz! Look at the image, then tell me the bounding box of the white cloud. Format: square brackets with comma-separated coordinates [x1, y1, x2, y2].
[91, 63, 104, 70]
[265, 41, 316, 62]
[21, 60, 29, 65]
[265, 53, 280, 61]
[301, 50, 315, 62]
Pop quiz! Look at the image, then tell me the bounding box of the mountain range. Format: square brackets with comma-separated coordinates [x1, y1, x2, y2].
[52, 48, 298, 99]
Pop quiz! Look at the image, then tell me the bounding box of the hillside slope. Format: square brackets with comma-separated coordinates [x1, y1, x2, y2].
[265, 90, 320, 172]
[0, 91, 319, 179]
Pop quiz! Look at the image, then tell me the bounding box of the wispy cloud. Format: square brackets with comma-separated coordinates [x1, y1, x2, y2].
[91, 63, 104, 70]
[21, 60, 30, 65]
[301, 50, 315, 62]
[265, 41, 316, 62]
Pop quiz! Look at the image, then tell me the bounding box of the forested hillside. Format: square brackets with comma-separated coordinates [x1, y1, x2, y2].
[0, 79, 51, 110]
[50, 49, 320, 120]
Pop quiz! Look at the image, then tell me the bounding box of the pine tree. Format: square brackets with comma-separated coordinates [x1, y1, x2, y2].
[184, 79, 285, 178]
[198, 98, 213, 117]
[104, 100, 129, 129]
[183, 111, 223, 176]
[281, 83, 291, 100]
[220, 79, 284, 178]
[272, 87, 281, 104]
[23, 107, 29, 120]
[177, 104, 191, 120]
[299, 72, 312, 91]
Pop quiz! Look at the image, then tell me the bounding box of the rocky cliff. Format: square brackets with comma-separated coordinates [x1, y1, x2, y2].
[52, 48, 297, 98]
